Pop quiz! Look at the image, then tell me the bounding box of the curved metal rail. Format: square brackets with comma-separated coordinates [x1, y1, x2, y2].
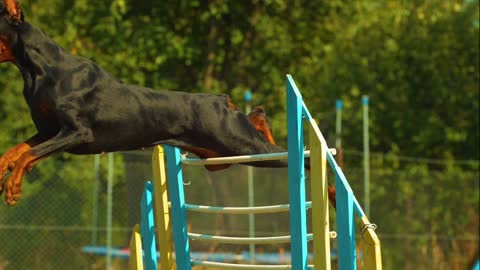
[191, 260, 314, 270]
[184, 201, 312, 214]
[181, 149, 336, 166]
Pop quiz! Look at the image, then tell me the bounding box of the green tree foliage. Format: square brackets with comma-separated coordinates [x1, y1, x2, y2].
[0, 0, 478, 269]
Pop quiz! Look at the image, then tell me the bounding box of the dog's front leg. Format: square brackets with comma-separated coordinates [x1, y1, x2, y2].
[0, 134, 44, 189]
[2, 129, 93, 205]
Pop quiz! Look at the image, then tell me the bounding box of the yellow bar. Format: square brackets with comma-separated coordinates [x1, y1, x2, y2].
[152, 145, 175, 270]
[309, 119, 331, 270]
[129, 224, 144, 270]
[361, 216, 383, 270]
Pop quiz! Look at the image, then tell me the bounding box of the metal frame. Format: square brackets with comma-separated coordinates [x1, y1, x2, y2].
[129, 74, 382, 270]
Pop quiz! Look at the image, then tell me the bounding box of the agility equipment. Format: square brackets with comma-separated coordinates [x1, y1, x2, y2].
[129, 75, 382, 270]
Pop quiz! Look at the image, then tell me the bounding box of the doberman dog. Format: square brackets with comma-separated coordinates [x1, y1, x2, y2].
[0, 1, 335, 206]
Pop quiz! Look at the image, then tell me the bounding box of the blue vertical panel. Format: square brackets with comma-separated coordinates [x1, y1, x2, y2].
[326, 151, 366, 218]
[335, 170, 357, 270]
[286, 75, 309, 270]
[140, 181, 158, 270]
[164, 145, 191, 270]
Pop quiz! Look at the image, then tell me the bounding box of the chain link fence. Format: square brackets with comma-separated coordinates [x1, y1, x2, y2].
[0, 147, 478, 270]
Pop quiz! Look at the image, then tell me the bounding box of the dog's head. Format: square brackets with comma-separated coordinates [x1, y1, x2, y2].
[0, 0, 23, 63]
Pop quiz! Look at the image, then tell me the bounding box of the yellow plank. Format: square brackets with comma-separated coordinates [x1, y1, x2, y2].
[152, 145, 175, 270]
[360, 216, 383, 270]
[129, 224, 144, 270]
[309, 119, 331, 270]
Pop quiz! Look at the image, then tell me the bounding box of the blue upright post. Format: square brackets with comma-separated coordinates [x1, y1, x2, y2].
[286, 74, 309, 270]
[335, 169, 357, 270]
[140, 182, 158, 270]
[164, 145, 192, 270]
[473, 259, 480, 270]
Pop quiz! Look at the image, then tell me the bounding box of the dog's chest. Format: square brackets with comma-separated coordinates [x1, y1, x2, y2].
[25, 91, 60, 137]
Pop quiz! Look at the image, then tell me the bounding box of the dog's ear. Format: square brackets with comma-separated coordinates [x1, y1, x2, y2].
[2, 0, 23, 25]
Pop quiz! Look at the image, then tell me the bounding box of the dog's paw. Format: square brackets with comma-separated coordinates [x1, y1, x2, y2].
[4, 196, 19, 206]
[3, 174, 22, 206]
[0, 157, 12, 193]
[4, 182, 21, 206]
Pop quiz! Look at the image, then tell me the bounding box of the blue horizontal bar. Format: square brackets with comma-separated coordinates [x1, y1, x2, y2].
[82, 246, 130, 259]
[81, 246, 338, 262]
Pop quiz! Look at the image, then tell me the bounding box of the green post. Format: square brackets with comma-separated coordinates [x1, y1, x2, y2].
[362, 96, 370, 217]
[336, 100, 344, 168]
[91, 155, 100, 245]
[106, 153, 114, 270]
[245, 90, 255, 263]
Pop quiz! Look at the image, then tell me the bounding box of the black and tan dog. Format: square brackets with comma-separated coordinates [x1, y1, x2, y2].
[0, 1, 335, 206]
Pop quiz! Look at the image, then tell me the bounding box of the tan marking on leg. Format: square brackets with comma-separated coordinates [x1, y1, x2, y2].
[0, 136, 43, 192]
[4, 152, 40, 205]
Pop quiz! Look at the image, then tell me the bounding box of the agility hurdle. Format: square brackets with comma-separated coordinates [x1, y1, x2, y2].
[129, 75, 382, 270]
